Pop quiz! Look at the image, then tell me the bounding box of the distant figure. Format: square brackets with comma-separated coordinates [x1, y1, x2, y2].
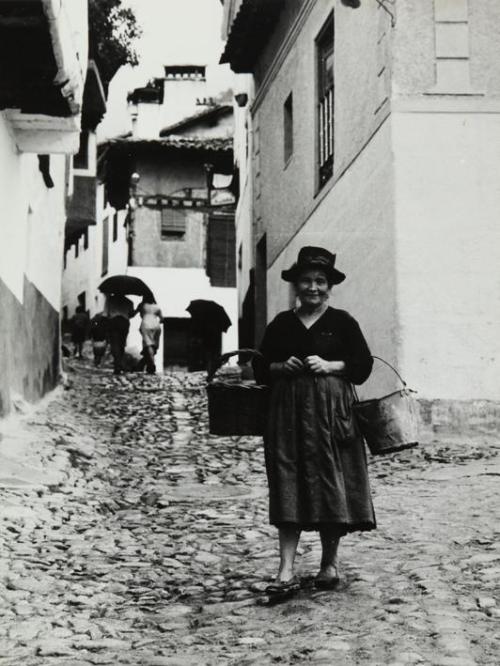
[136, 298, 163, 374]
[70, 305, 89, 359]
[186, 300, 231, 374]
[104, 294, 134, 374]
[89, 312, 109, 367]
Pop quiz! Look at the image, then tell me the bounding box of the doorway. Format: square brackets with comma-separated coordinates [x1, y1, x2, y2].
[163, 318, 191, 368]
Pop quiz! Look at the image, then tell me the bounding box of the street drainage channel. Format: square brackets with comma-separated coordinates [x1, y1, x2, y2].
[160, 398, 266, 504]
[161, 482, 266, 503]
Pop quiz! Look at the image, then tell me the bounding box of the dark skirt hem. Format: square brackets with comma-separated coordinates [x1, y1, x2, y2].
[271, 520, 376, 535]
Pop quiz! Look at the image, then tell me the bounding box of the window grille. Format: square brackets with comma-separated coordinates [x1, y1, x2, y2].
[284, 92, 293, 164]
[161, 208, 187, 239]
[317, 14, 334, 188]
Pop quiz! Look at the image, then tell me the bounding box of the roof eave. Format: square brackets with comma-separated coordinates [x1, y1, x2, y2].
[220, 0, 284, 73]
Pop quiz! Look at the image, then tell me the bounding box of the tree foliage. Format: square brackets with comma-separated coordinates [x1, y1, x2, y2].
[89, 0, 142, 92]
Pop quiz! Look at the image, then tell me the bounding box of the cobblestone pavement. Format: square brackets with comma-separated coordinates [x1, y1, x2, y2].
[0, 358, 499, 665]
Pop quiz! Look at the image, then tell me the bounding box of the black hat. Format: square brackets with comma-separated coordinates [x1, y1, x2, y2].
[281, 246, 346, 285]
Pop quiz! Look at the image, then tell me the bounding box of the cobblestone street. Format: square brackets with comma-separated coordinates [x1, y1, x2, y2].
[0, 359, 499, 665]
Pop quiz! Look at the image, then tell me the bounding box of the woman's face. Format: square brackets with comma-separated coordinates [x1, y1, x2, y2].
[295, 269, 331, 308]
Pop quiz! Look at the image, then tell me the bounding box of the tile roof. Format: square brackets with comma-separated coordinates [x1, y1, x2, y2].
[105, 136, 233, 153]
[160, 105, 233, 137]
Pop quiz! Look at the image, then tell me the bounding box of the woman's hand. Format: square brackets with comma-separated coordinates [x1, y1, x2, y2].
[270, 356, 304, 376]
[304, 356, 345, 375]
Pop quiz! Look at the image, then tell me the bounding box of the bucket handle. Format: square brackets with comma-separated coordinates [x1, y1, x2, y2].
[371, 355, 407, 388]
[353, 356, 409, 404]
[207, 348, 263, 384]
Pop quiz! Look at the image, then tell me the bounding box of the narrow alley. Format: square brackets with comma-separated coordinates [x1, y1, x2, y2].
[0, 359, 499, 666]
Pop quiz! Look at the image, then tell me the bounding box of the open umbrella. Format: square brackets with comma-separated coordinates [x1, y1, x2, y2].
[186, 300, 231, 332]
[99, 275, 155, 301]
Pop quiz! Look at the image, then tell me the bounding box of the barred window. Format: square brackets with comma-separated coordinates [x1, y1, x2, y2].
[283, 92, 293, 165]
[161, 208, 187, 240]
[317, 13, 334, 188]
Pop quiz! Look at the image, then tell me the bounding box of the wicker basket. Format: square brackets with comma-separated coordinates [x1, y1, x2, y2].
[206, 349, 269, 436]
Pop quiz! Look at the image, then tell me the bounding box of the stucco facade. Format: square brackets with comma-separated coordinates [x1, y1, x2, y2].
[95, 70, 239, 369]
[128, 153, 238, 363]
[0, 114, 68, 414]
[225, 0, 500, 404]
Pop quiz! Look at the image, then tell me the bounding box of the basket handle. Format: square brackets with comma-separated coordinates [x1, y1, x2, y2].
[371, 355, 407, 388]
[207, 348, 263, 383]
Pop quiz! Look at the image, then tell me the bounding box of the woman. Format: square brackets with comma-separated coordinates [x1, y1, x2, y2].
[89, 312, 109, 367]
[136, 298, 163, 374]
[70, 305, 89, 359]
[255, 246, 375, 596]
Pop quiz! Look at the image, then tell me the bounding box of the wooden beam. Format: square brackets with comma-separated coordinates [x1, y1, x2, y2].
[0, 16, 43, 28]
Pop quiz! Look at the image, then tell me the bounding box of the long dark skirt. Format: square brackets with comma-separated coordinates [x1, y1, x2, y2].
[264, 374, 376, 534]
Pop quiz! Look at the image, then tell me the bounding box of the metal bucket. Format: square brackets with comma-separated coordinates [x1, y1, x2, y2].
[353, 357, 420, 455]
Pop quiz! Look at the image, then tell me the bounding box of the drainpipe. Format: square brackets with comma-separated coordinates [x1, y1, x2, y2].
[128, 172, 140, 266]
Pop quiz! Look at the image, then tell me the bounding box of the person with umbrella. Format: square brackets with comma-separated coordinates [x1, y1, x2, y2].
[186, 300, 231, 374]
[135, 296, 163, 374]
[104, 294, 135, 374]
[99, 275, 156, 375]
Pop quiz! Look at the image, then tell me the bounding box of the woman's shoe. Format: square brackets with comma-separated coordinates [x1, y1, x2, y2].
[265, 575, 300, 596]
[314, 569, 340, 589]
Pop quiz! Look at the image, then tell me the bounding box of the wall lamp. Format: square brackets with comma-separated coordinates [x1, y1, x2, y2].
[234, 93, 248, 108]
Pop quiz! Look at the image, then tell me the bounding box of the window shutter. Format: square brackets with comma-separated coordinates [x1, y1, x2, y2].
[207, 214, 236, 287]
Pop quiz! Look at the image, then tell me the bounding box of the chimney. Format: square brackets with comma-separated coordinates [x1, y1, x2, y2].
[161, 65, 210, 128]
[127, 80, 163, 139]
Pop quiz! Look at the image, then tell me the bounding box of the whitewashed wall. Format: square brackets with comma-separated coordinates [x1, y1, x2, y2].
[0, 113, 66, 309]
[393, 107, 500, 400]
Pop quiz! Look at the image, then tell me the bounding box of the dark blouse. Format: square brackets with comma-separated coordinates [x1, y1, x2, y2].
[256, 307, 373, 385]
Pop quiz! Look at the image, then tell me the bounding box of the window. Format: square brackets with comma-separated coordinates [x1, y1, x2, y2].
[83, 230, 89, 250]
[317, 14, 334, 188]
[161, 208, 186, 240]
[112, 212, 118, 242]
[73, 130, 89, 170]
[102, 217, 109, 276]
[283, 92, 293, 165]
[74, 240, 79, 258]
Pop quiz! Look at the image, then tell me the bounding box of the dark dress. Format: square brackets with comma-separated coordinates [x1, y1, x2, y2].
[257, 307, 376, 534]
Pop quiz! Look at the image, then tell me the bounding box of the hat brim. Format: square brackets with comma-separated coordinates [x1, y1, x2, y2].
[281, 262, 346, 285]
